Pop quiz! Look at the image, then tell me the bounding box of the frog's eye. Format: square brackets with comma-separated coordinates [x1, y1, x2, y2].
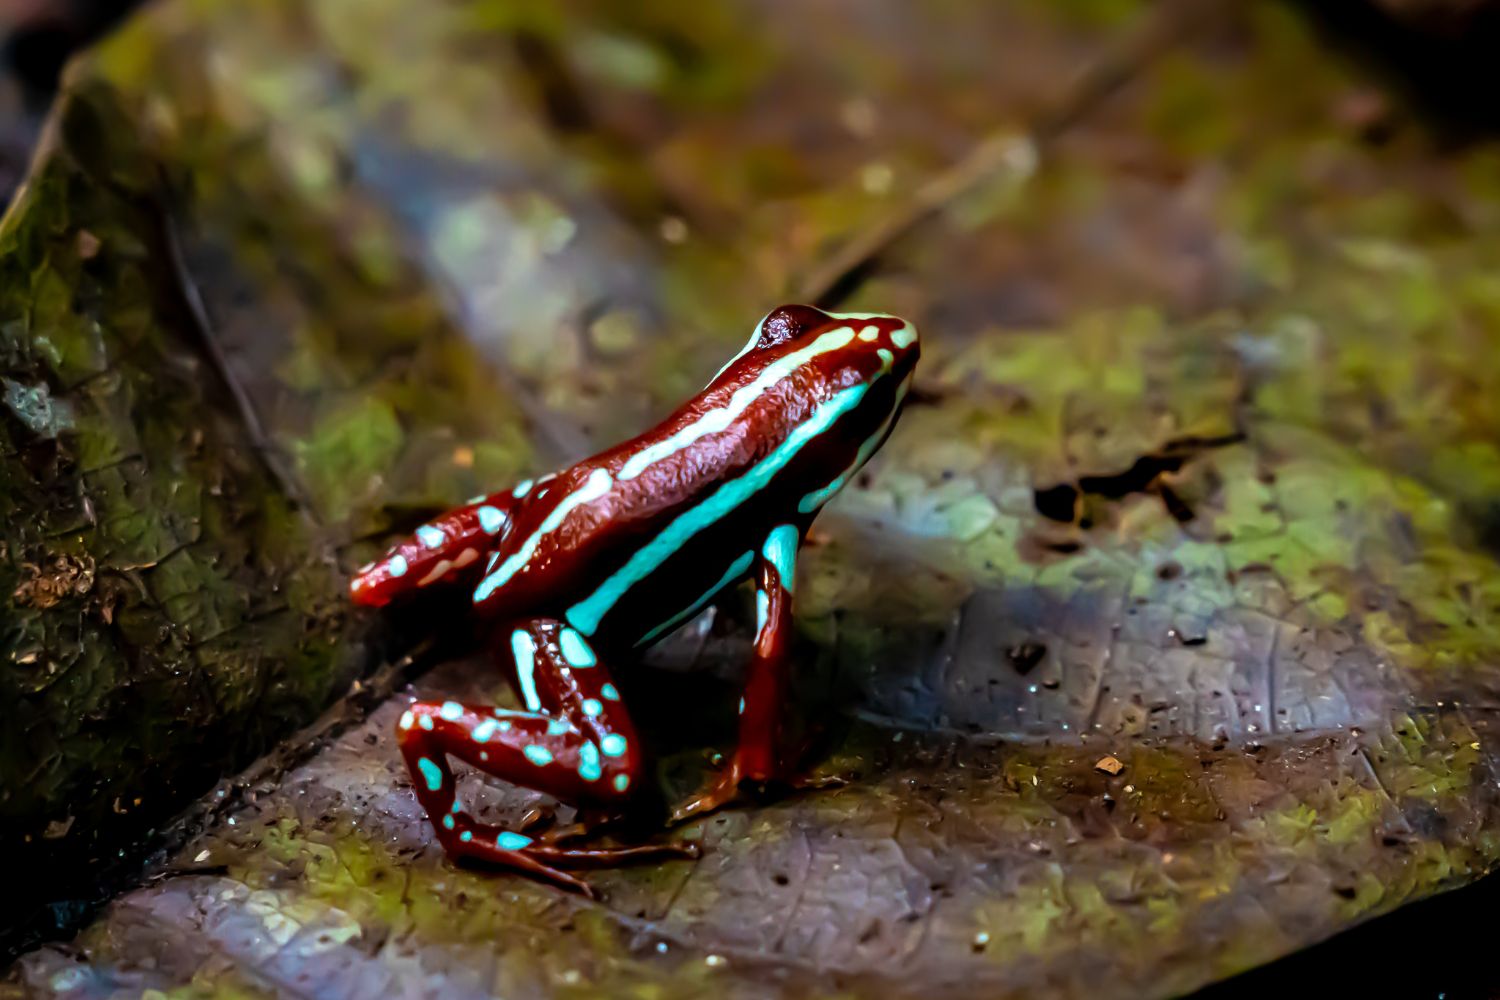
[754, 304, 831, 351]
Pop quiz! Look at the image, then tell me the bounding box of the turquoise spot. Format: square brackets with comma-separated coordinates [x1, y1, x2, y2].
[477, 505, 506, 534]
[510, 630, 541, 711]
[439, 701, 463, 721]
[558, 627, 596, 667]
[451, 800, 461, 812]
[756, 589, 770, 635]
[460, 830, 473, 842]
[498, 831, 533, 850]
[547, 718, 572, 736]
[565, 383, 870, 634]
[636, 550, 753, 647]
[417, 525, 446, 549]
[582, 698, 603, 718]
[614, 773, 631, 793]
[417, 757, 444, 791]
[388, 554, 408, 578]
[442, 814, 455, 830]
[601, 683, 620, 701]
[419, 715, 434, 731]
[472, 719, 500, 743]
[399, 710, 415, 730]
[600, 734, 627, 757]
[762, 524, 798, 592]
[579, 741, 602, 781]
[499, 720, 512, 732]
[512, 479, 534, 498]
[739, 697, 746, 714]
[523, 745, 554, 766]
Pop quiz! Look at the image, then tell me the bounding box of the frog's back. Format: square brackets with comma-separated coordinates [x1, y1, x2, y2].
[471, 304, 918, 646]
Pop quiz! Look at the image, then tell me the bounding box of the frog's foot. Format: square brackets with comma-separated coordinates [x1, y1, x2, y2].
[443, 815, 699, 898]
[531, 802, 621, 844]
[668, 758, 846, 826]
[669, 766, 745, 825]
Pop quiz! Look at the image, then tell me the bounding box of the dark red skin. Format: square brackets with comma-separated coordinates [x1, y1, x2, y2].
[350, 304, 919, 896]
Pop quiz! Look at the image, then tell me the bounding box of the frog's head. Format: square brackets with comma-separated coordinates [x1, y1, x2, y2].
[708, 304, 919, 512]
[717, 303, 920, 389]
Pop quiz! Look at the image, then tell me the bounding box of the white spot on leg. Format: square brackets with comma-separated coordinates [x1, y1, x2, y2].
[440, 701, 463, 721]
[399, 711, 415, 730]
[418, 559, 453, 587]
[600, 734, 627, 757]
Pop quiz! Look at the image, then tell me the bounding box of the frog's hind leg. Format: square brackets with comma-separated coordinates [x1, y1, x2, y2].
[396, 618, 696, 896]
[672, 523, 842, 824]
[351, 489, 522, 607]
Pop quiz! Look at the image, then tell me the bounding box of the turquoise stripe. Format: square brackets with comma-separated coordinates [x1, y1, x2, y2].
[510, 629, 541, 711]
[798, 379, 909, 514]
[635, 549, 754, 647]
[568, 382, 870, 636]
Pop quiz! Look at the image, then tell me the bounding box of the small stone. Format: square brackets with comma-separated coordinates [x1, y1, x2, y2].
[1095, 756, 1124, 776]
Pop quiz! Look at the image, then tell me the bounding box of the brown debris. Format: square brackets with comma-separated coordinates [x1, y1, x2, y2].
[1095, 756, 1125, 776]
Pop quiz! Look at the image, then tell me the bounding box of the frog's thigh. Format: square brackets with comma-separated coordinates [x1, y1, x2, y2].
[396, 619, 643, 823]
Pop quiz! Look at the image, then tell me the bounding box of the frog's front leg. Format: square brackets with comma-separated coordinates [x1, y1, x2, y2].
[397, 618, 696, 897]
[351, 488, 522, 607]
[672, 524, 837, 823]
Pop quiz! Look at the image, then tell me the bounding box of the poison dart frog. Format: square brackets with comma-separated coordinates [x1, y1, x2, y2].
[351, 304, 919, 895]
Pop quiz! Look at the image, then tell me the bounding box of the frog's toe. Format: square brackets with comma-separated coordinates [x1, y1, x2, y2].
[445, 825, 599, 897]
[668, 771, 746, 826]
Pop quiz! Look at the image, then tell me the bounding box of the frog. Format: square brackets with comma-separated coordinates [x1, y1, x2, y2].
[351, 303, 919, 895]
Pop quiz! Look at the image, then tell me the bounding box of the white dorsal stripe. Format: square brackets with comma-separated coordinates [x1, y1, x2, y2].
[622, 325, 857, 482]
[473, 468, 613, 603]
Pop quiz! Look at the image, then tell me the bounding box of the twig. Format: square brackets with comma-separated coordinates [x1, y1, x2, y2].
[153, 172, 318, 520]
[795, 0, 1219, 309]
